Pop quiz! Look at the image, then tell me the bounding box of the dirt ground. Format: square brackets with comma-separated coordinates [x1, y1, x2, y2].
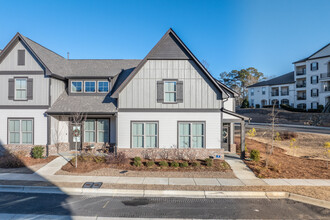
[0, 180, 329, 201]
[0, 156, 57, 174]
[248, 128, 330, 160]
[57, 159, 235, 178]
[239, 137, 330, 179]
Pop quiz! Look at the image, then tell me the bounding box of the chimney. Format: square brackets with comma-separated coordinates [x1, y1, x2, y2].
[67, 52, 70, 60]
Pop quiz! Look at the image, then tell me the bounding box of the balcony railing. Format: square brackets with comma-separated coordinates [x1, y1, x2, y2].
[296, 71, 306, 76]
[321, 87, 330, 93]
[271, 91, 279, 96]
[320, 72, 330, 79]
[297, 96, 306, 100]
[296, 84, 306, 88]
[281, 92, 289, 96]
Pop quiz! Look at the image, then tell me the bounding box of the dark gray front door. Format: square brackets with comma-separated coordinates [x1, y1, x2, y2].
[69, 123, 82, 150]
[222, 123, 230, 151]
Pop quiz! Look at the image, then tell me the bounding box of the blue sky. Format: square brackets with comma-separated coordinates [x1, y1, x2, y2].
[0, 0, 329, 79]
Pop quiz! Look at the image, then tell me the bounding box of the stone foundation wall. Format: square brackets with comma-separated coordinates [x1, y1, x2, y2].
[1, 144, 47, 157]
[118, 148, 225, 160]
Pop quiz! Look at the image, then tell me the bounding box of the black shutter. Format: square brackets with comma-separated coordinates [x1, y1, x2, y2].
[317, 76, 319, 83]
[311, 76, 313, 84]
[156, 81, 164, 103]
[311, 89, 313, 97]
[316, 62, 318, 70]
[177, 81, 183, 103]
[310, 63, 313, 71]
[27, 78, 33, 100]
[17, 50, 25, 65]
[8, 78, 14, 100]
[317, 89, 319, 97]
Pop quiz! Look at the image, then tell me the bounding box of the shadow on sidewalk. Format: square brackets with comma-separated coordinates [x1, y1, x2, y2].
[0, 141, 73, 218]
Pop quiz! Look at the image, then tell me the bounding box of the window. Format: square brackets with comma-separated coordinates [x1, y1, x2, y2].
[71, 81, 82, 93]
[98, 81, 109, 93]
[178, 122, 205, 148]
[84, 120, 96, 142]
[251, 99, 254, 107]
[8, 119, 33, 144]
[84, 81, 96, 93]
[262, 87, 266, 95]
[297, 103, 306, 109]
[97, 119, 109, 143]
[311, 62, 318, 71]
[15, 78, 27, 100]
[311, 89, 318, 97]
[164, 81, 177, 102]
[311, 75, 318, 84]
[17, 50, 25, 66]
[311, 102, 318, 109]
[281, 87, 289, 96]
[281, 99, 289, 105]
[251, 88, 254, 96]
[132, 122, 158, 148]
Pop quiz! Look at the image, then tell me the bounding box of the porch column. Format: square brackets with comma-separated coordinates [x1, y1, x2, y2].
[240, 121, 245, 159]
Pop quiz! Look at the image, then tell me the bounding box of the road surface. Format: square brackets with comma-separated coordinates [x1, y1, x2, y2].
[0, 192, 328, 219]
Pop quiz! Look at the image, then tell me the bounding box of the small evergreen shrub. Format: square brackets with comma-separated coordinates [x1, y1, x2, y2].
[146, 161, 155, 167]
[134, 157, 141, 162]
[192, 161, 201, 167]
[133, 160, 142, 167]
[241, 99, 249, 108]
[180, 161, 189, 168]
[171, 161, 179, 167]
[205, 158, 213, 167]
[250, 149, 260, 162]
[256, 104, 260, 108]
[159, 161, 169, 167]
[31, 146, 44, 159]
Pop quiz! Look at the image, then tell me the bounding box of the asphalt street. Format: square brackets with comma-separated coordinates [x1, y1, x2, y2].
[245, 124, 330, 135]
[0, 192, 328, 219]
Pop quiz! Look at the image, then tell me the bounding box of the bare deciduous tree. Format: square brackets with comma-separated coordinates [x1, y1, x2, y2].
[71, 112, 87, 168]
[266, 101, 279, 168]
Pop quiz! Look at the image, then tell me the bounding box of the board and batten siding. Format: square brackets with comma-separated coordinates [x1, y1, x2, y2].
[117, 112, 221, 149]
[50, 78, 66, 105]
[0, 74, 49, 106]
[0, 40, 43, 71]
[118, 60, 222, 109]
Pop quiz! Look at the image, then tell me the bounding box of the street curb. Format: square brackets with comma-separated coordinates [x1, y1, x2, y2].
[0, 185, 329, 209]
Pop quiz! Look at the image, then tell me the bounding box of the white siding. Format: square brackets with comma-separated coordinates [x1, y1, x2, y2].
[310, 44, 330, 59]
[0, 41, 43, 71]
[223, 98, 235, 111]
[50, 116, 69, 144]
[0, 109, 48, 145]
[119, 60, 222, 109]
[0, 74, 49, 105]
[117, 112, 221, 149]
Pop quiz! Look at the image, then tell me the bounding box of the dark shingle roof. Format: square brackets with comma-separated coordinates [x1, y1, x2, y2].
[247, 71, 295, 88]
[46, 91, 117, 114]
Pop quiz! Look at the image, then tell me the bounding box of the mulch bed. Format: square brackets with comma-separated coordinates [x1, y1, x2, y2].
[59, 158, 235, 178]
[19, 156, 58, 167]
[243, 138, 330, 179]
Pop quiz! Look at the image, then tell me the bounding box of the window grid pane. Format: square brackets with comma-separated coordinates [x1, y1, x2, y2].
[179, 122, 204, 148]
[164, 81, 177, 102]
[71, 82, 82, 92]
[84, 82, 96, 92]
[97, 119, 109, 143]
[132, 122, 157, 148]
[98, 81, 109, 93]
[84, 120, 96, 142]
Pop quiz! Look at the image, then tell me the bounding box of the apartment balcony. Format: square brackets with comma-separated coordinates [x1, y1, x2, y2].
[296, 71, 306, 76]
[271, 91, 279, 96]
[296, 83, 306, 88]
[321, 86, 330, 93]
[297, 96, 306, 100]
[281, 92, 289, 96]
[320, 72, 330, 81]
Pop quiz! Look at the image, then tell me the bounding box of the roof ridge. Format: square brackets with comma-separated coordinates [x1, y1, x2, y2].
[22, 35, 66, 60]
[67, 59, 142, 61]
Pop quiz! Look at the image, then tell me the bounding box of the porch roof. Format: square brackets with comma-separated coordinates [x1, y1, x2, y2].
[46, 92, 117, 115]
[222, 108, 251, 122]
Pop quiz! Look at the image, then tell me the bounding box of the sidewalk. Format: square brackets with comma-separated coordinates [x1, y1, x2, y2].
[0, 155, 329, 187]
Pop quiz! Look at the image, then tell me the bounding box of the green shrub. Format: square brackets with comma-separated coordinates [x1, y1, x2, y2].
[146, 161, 155, 167]
[179, 161, 189, 168]
[256, 104, 260, 108]
[133, 160, 142, 167]
[205, 158, 213, 167]
[250, 149, 260, 162]
[93, 156, 106, 163]
[134, 157, 141, 162]
[241, 99, 249, 108]
[159, 161, 169, 167]
[171, 161, 179, 167]
[192, 161, 201, 167]
[31, 146, 44, 159]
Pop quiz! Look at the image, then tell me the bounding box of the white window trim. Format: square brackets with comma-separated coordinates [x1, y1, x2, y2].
[97, 81, 110, 93]
[84, 81, 96, 93]
[163, 81, 177, 103]
[14, 78, 27, 100]
[8, 118, 33, 145]
[178, 122, 205, 149]
[131, 121, 158, 148]
[71, 81, 83, 93]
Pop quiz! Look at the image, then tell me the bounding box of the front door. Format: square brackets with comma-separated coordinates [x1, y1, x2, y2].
[222, 123, 230, 151]
[70, 123, 82, 150]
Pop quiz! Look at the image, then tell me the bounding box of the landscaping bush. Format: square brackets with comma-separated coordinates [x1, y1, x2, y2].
[250, 149, 260, 162]
[133, 160, 142, 167]
[159, 161, 169, 167]
[179, 161, 189, 168]
[134, 157, 141, 162]
[241, 99, 249, 108]
[0, 152, 25, 168]
[105, 152, 129, 165]
[279, 131, 297, 140]
[171, 161, 179, 167]
[205, 158, 213, 167]
[146, 161, 155, 167]
[31, 146, 44, 159]
[280, 104, 306, 112]
[192, 161, 201, 167]
[256, 104, 260, 108]
[93, 156, 106, 163]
